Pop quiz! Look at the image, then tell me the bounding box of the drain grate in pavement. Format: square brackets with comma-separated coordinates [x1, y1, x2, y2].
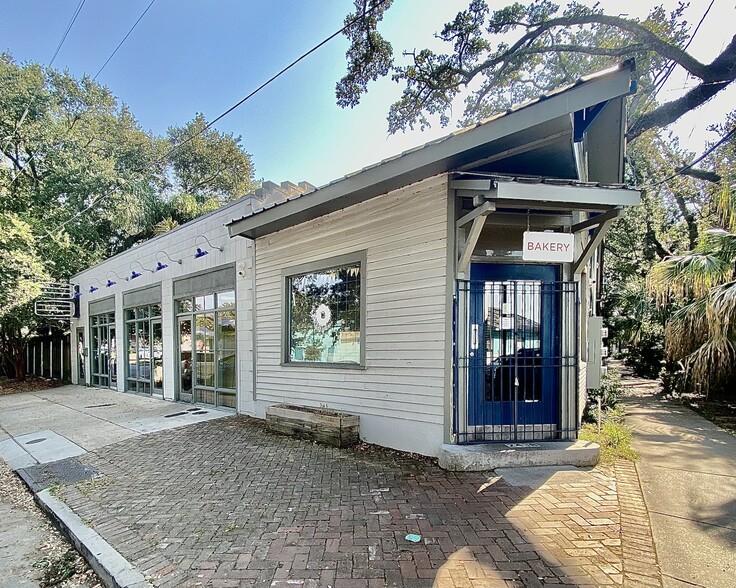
[84, 403, 116, 408]
[165, 408, 209, 417]
[18, 457, 98, 493]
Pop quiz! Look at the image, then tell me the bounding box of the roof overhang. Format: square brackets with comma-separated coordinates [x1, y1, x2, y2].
[228, 63, 635, 240]
[452, 175, 641, 212]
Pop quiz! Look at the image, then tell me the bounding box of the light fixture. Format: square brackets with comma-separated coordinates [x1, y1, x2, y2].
[194, 235, 224, 259]
[155, 251, 182, 271]
[129, 260, 154, 280]
[105, 270, 126, 287]
[87, 278, 104, 293]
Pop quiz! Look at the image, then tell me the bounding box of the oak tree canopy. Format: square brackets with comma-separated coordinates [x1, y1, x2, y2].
[338, 1, 736, 139]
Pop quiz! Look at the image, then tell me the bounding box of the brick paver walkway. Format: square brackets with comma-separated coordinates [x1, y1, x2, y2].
[57, 416, 658, 587]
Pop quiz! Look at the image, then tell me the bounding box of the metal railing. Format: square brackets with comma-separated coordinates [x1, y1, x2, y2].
[453, 279, 579, 444]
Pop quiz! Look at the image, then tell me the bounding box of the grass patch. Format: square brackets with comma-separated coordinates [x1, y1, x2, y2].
[580, 406, 639, 463]
[33, 549, 79, 587]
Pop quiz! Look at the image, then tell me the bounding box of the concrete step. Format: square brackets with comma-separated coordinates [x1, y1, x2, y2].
[438, 440, 600, 471]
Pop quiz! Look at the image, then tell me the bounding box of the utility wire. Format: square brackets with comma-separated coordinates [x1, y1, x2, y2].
[631, 0, 715, 129]
[644, 125, 736, 189]
[45, 0, 392, 238]
[49, 0, 87, 68]
[3, 0, 87, 148]
[6, 0, 157, 188]
[93, 0, 157, 80]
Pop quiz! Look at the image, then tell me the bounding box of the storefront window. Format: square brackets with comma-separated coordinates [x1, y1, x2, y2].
[89, 312, 115, 388]
[285, 256, 363, 365]
[176, 290, 236, 408]
[125, 304, 162, 396]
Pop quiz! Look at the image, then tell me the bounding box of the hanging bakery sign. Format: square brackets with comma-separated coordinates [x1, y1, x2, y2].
[522, 231, 575, 262]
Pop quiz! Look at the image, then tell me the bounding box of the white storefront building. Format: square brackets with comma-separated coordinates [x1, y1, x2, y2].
[70, 64, 641, 459]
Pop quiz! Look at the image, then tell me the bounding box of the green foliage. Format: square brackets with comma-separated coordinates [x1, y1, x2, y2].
[648, 138, 736, 397]
[624, 334, 665, 379]
[0, 53, 259, 378]
[166, 113, 257, 202]
[0, 213, 48, 319]
[336, 0, 395, 109]
[587, 367, 624, 411]
[33, 549, 79, 587]
[337, 1, 721, 138]
[579, 406, 639, 463]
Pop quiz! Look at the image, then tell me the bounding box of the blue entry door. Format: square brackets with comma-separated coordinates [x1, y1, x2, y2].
[468, 263, 560, 432]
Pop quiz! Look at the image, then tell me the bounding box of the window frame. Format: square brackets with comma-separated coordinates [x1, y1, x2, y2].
[281, 250, 367, 369]
[175, 289, 237, 408]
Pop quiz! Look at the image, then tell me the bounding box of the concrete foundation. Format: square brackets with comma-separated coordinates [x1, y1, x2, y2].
[438, 440, 600, 471]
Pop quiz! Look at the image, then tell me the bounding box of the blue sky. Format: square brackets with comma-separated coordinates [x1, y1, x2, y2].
[1, 0, 734, 188]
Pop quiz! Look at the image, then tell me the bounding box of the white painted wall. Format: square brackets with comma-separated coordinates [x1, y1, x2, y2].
[70, 199, 254, 408]
[252, 175, 450, 456]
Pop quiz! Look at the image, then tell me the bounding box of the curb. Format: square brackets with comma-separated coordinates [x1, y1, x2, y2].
[615, 460, 663, 588]
[16, 466, 152, 588]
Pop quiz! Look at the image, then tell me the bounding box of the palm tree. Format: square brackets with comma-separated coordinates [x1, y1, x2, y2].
[648, 184, 736, 396]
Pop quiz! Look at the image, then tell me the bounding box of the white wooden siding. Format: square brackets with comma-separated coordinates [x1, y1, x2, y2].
[254, 175, 449, 453]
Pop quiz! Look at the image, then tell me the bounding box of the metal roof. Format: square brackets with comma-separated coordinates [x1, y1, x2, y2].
[228, 62, 636, 240]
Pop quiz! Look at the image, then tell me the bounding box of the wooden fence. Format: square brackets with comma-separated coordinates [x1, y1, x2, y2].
[25, 333, 72, 381]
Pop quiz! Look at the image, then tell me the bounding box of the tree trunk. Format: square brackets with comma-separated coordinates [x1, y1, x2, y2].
[7, 336, 26, 381]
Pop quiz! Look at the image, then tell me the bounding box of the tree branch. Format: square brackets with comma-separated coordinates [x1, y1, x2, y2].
[628, 80, 732, 139]
[678, 167, 721, 183]
[469, 13, 708, 81]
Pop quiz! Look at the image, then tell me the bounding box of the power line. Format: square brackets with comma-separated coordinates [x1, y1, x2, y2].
[5, 0, 157, 188]
[45, 0, 393, 237]
[93, 0, 158, 81]
[3, 0, 87, 148]
[644, 125, 736, 189]
[49, 0, 87, 68]
[632, 0, 715, 128]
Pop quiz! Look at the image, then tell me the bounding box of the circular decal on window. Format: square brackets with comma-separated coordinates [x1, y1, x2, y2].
[313, 303, 332, 329]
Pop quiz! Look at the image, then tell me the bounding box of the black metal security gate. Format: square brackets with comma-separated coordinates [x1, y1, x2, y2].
[453, 273, 578, 443]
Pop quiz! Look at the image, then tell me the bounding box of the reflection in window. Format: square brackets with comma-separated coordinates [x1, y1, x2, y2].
[195, 313, 215, 387]
[287, 263, 361, 364]
[176, 290, 236, 408]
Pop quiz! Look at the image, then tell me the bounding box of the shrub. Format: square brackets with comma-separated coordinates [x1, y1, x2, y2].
[624, 334, 664, 378]
[583, 367, 623, 423]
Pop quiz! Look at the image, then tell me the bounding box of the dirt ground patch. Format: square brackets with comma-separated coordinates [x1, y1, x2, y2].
[0, 376, 65, 396]
[0, 460, 101, 587]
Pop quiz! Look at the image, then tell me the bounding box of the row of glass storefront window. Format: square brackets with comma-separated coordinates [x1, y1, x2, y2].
[83, 289, 237, 409]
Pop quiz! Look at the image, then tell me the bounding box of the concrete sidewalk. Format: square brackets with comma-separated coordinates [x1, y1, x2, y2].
[0, 385, 230, 469]
[622, 379, 736, 588]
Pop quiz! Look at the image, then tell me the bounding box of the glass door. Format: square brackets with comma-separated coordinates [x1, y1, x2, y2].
[178, 318, 193, 402]
[76, 328, 85, 384]
[90, 313, 114, 388]
[109, 326, 117, 389]
[152, 321, 164, 395]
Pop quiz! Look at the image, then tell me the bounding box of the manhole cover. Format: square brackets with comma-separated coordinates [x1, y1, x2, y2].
[25, 438, 46, 445]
